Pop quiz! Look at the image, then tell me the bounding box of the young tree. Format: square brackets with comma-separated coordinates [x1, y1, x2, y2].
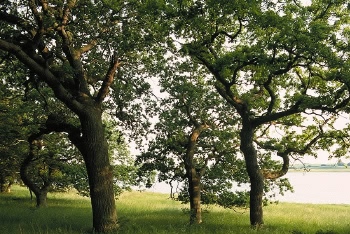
[137, 59, 242, 224]
[0, 91, 25, 193]
[155, 0, 350, 228]
[21, 131, 75, 207]
[137, 54, 292, 224]
[0, 69, 42, 193]
[0, 1, 154, 232]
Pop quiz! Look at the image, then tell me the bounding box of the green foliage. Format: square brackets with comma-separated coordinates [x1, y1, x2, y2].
[24, 133, 81, 193]
[135, 1, 350, 227]
[2, 0, 350, 230]
[136, 54, 244, 203]
[0, 68, 46, 191]
[217, 191, 250, 208]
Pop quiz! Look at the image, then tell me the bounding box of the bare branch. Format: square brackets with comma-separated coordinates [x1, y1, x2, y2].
[209, 18, 243, 44]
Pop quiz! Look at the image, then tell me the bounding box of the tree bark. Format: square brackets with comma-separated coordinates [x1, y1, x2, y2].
[20, 139, 50, 207]
[187, 168, 202, 224]
[0, 177, 7, 193]
[35, 189, 49, 207]
[240, 122, 264, 228]
[0, 183, 6, 193]
[44, 111, 117, 230]
[20, 168, 50, 207]
[78, 107, 118, 233]
[183, 124, 208, 225]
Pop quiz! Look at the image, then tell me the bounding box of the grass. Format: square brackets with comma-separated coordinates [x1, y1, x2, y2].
[0, 186, 92, 234]
[1, 185, 350, 234]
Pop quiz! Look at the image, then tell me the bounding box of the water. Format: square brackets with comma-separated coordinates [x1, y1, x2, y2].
[276, 172, 350, 204]
[144, 172, 350, 204]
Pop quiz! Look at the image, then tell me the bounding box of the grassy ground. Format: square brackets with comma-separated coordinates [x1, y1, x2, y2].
[1, 185, 350, 234]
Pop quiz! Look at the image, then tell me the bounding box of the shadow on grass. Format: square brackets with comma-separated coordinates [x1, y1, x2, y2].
[0, 205, 93, 234]
[0, 191, 92, 234]
[116, 208, 255, 234]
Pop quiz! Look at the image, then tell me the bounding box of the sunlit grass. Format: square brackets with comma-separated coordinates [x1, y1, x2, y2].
[1, 185, 350, 233]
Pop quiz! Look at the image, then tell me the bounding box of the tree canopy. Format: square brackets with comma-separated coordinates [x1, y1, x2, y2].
[0, 0, 157, 232]
[141, 0, 350, 227]
[2, 0, 350, 232]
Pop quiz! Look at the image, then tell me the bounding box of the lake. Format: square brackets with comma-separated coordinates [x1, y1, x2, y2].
[276, 171, 350, 204]
[143, 172, 350, 204]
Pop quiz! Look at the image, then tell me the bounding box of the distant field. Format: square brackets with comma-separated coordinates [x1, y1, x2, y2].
[1, 185, 350, 234]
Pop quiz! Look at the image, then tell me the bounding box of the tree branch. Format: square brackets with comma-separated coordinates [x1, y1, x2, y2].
[253, 100, 301, 127]
[28, 0, 42, 25]
[180, 95, 200, 127]
[0, 39, 83, 112]
[214, 82, 246, 114]
[96, 54, 121, 103]
[78, 40, 98, 55]
[183, 123, 210, 174]
[258, 124, 324, 179]
[209, 18, 243, 44]
[45, 113, 82, 147]
[0, 12, 32, 32]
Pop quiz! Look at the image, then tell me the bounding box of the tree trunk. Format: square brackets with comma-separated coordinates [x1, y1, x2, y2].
[0, 176, 8, 193]
[188, 168, 202, 224]
[6, 181, 13, 193]
[0, 30, 119, 233]
[35, 189, 49, 207]
[184, 124, 208, 225]
[78, 108, 118, 233]
[20, 145, 50, 207]
[0, 182, 11, 193]
[240, 123, 264, 228]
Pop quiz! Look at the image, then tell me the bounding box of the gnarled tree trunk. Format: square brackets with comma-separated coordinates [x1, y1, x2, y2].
[20, 166, 50, 207]
[78, 107, 117, 233]
[184, 123, 209, 224]
[20, 137, 51, 207]
[0, 176, 8, 193]
[240, 122, 264, 228]
[35, 189, 49, 207]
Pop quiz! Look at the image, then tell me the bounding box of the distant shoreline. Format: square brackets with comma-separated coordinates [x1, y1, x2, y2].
[288, 168, 350, 172]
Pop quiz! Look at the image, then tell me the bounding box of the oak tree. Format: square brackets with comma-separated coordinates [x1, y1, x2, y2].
[0, 0, 155, 232]
[137, 51, 293, 224]
[137, 58, 243, 224]
[154, 0, 350, 227]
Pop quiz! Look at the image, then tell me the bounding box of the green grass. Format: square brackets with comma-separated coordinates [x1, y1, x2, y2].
[1, 185, 350, 234]
[0, 186, 92, 234]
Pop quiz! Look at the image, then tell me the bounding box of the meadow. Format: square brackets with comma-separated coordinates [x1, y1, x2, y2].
[0, 185, 349, 234]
